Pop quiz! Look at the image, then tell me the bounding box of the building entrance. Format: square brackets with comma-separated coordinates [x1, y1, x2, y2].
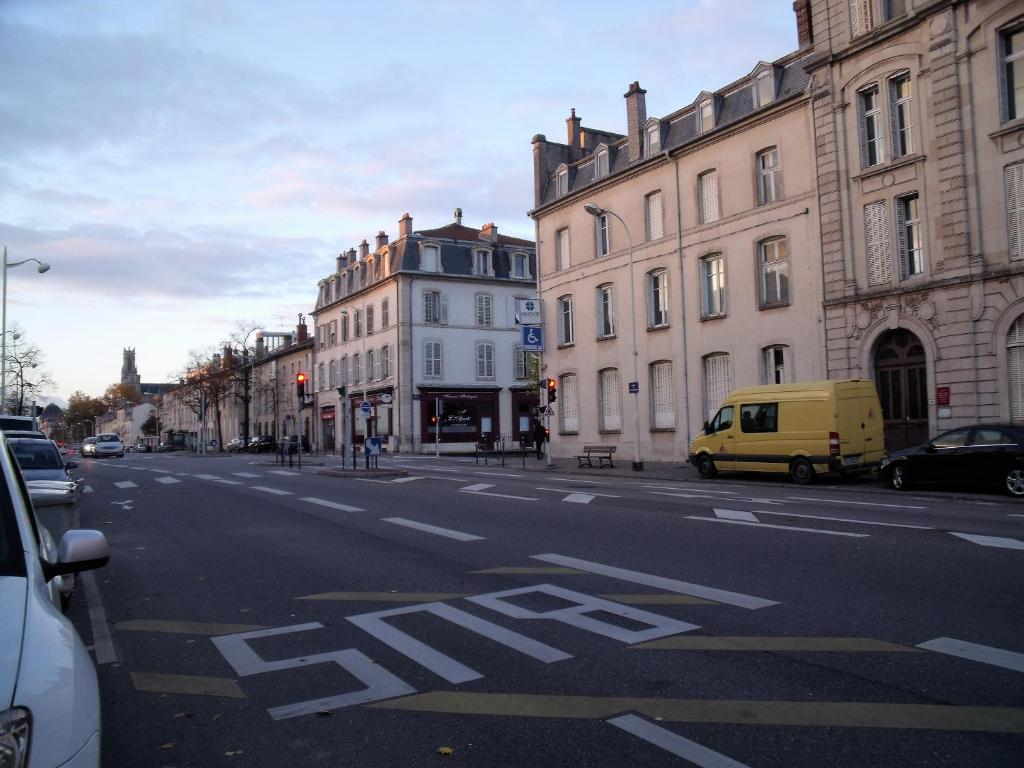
[874, 329, 929, 450]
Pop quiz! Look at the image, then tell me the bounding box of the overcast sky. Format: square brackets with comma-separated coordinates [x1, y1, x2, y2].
[0, 0, 797, 404]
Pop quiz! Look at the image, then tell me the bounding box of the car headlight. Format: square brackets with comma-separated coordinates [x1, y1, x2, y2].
[0, 707, 31, 768]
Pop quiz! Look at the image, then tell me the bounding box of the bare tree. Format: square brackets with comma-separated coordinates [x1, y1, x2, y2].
[2, 327, 55, 414]
[226, 322, 262, 446]
[180, 348, 234, 450]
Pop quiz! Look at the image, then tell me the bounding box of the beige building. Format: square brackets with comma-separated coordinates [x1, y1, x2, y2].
[531, 55, 823, 465]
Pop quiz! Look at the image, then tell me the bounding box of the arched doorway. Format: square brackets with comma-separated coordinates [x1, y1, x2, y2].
[874, 329, 929, 450]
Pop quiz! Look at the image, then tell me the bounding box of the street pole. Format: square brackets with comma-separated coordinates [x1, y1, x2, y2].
[435, 397, 440, 457]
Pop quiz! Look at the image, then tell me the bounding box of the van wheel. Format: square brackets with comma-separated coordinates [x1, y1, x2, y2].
[1005, 467, 1024, 497]
[790, 457, 814, 485]
[696, 454, 717, 478]
[890, 464, 911, 491]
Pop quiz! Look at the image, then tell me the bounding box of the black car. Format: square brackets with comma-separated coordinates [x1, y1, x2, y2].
[247, 435, 275, 453]
[880, 424, 1024, 496]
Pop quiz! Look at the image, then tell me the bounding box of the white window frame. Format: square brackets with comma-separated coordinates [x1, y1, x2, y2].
[647, 269, 669, 329]
[555, 228, 570, 271]
[596, 214, 611, 256]
[1002, 26, 1024, 123]
[646, 122, 661, 155]
[599, 368, 622, 432]
[420, 243, 440, 272]
[756, 148, 780, 206]
[475, 342, 495, 380]
[366, 305, 375, 335]
[703, 353, 732, 421]
[889, 72, 914, 158]
[1009, 315, 1024, 422]
[473, 249, 493, 276]
[645, 190, 664, 240]
[560, 373, 579, 434]
[366, 349, 376, 382]
[754, 70, 774, 107]
[650, 360, 675, 430]
[381, 298, 390, 328]
[763, 345, 789, 385]
[556, 167, 568, 197]
[424, 341, 442, 379]
[596, 284, 615, 338]
[381, 345, 391, 379]
[596, 148, 610, 179]
[557, 295, 575, 346]
[758, 237, 790, 307]
[424, 290, 448, 325]
[859, 85, 885, 168]
[512, 252, 531, 279]
[700, 254, 726, 318]
[896, 193, 923, 278]
[475, 293, 494, 327]
[513, 345, 527, 380]
[698, 100, 714, 133]
[353, 353, 362, 385]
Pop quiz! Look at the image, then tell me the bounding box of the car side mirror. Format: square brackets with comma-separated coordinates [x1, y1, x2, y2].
[42, 529, 109, 580]
[703, 421, 711, 433]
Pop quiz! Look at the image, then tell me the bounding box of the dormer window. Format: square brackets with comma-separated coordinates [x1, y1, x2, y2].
[473, 249, 493, 276]
[754, 71, 775, 108]
[645, 121, 661, 155]
[596, 148, 610, 179]
[698, 100, 714, 133]
[556, 166, 568, 196]
[421, 243, 440, 272]
[512, 252, 531, 279]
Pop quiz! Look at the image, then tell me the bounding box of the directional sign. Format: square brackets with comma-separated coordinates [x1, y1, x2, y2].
[515, 298, 541, 325]
[522, 325, 542, 352]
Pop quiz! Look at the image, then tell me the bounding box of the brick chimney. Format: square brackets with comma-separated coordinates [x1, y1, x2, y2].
[399, 212, 413, 238]
[336, 251, 348, 271]
[376, 230, 388, 249]
[566, 108, 581, 158]
[480, 223, 499, 243]
[359, 239, 369, 260]
[454, 207, 463, 225]
[346, 247, 357, 263]
[624, 81, 647, 163]
[296, 319, 308, 342]
[793, 0, 813, 48]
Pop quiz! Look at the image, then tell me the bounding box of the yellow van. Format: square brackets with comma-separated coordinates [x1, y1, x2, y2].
[688, 379, 885, 484]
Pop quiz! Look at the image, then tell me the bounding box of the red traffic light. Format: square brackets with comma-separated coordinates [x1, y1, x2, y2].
[297, 372, 307, 383]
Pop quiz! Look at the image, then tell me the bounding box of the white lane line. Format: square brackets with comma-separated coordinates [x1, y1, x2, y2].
[196, 474, 242, 485]
[461, 490, 540, 501]
[755, 509, 933, 530]
[563, 493, 595, 504]
[357, 479, 395, 484]
[473, 471, 525, 477]
[174, 473, 192, 477]
[689, 515, 869, 538]
[155, 477, 182, 485]
[251, 486, 292, 496]
[535, 487, 621, 498]
[392, 476, 424, 483]
[608, 714, 751, 768]
[114, 481, 137, 489]
[1008, 514, 1024, 518]
[81, 571, 118, 664]
[643, 485, 736, 494]
[382, 517, 484, 542]
[83, 485, 94, 494]
[949, 532, 1024, 550]
[651, 491, 736, 500]
[268, 470, 299, 477]
[461, 483, 496, 492]
[788, 496, 925, 510]
[300, 497, 365, 512]
[232, 472, 261, 478]
[150, 469, 172, 474]
[918, 637, 1024, 673]
[715, 509, 759, 522]
[532, 554, 777, 610]
[409, 466, 460, 472]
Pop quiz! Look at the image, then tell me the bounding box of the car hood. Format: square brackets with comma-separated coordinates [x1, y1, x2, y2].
[0, 575, 28, 707]
[21, 468, 71, 482]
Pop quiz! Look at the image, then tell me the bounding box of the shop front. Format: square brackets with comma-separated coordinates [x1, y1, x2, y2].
[419, 387, 500, 446]
[510, 387, 541, 443]
[347, 387, 395, 446]
[320, 405, 336, 452]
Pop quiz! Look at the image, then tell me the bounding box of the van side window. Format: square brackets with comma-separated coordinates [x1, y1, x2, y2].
[740, 403, 778, 433]
[709, 405, 734, 432]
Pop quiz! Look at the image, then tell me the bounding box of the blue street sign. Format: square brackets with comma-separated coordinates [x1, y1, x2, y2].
[523, 325, 542, 351]
[360, 400, 372, 416]
[628, 381, 639, 394]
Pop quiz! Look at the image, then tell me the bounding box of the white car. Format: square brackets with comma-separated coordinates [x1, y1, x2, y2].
[92, 433, 124, 458]
[1, 439, 109, 766]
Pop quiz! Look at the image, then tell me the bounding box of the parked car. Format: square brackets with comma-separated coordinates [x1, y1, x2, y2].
[92, 433, 125, 458]
[8, 437, 78, 482]
[81, 436, 97, 457]
[0, 436, 109, 767]
[0, 414, 36, 432]
[1, 429, 47, 440]
[226, 436, 247, 452]
[880, 424, 1024, 496]
[156, 441, 176, 452]
[247, 435, 275, 453]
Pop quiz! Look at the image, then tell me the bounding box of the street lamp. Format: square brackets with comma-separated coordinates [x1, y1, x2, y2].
[583, 203, 643, 471]
[2, 247, 50, 410]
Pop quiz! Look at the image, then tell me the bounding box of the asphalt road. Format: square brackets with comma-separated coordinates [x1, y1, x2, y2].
[64, 451, 1024, 767]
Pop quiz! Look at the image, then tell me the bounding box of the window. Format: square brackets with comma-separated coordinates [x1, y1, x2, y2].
[597, 284, 615, 338]
[865, 200, 892, 285]
[366, 349, 376, 382]
[421, 244, 440, 272]
[703, 353, 732, 420]
[381, 298, 390, 328]
[424, 290, 447, 324]
[514, 345, 526, 379]
[353, 353, 362, 384]
[556, 167, 568, 197]
[329, 320, 337, 346]
[599, 368, 622, 432]
[896, 193, 923, 278]
[424, 341, 442, 378]
[882, 0, 906, 22]
[740, 403, 778, 433]
[756, 148, 780, 205]
[473, 250, 492, 276]
[381, 345, 391, 378]
[650, 361, 675, 429]
[758, 237, 790, 306]
[366, 305, 375, 335]
[707, 404, 734, 433]
[859, 86, 884, 167]
[647, 269, 669, 328]
[646, 123, 661, 155]
[1008, 315, 1024, 422]
[700, 254, 726, 317]
[475, 342, 495, 379]
[763, 345, 789, 384]
[754, 71, 774, 107]
[555, 228, 570, 270]
[560, 373, 579, 433]
[596, 149, 609, 179]
[850, 0, 872, 36]
[340, 355, 348, 385]
[341, 313, 349, 342]
[889, 73, 913, 158]
[596, 214, 611, 256]
[512, 252, 530, 279]
[475, 293, 494, 326]
[317, 325, 326, 350]
[318, 363, 325, 391]
[1001, 26, 1024, 122]
[699, 170, 720, 223]
[698, 100, 714, 133]
[645, 191, 664, 240]
[557, 295, 575, 345]
[1007, 162, 1024, 261]
[329, 360, 337, 389]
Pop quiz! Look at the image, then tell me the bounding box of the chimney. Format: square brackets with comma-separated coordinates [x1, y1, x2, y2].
[255, 335, 265, 358]
[454, 207, 463, 225]
[296, 319, 308, 342]
[376, 231, 388, 249]
[531, 134, 548, 209]
[399, 212, 413, 238]
[480, 223, 499, 243]
[793, 0, 813, 48]
[336, 251, 347, 271]
[359, 239, 369, 260]
[624, 81, 647, 163]
[346, 247, 357, 263]
[566, 108, 581, 157]
[222, 345, 234, 369]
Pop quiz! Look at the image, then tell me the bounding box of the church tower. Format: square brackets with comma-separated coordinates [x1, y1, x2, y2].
[121, 348, 141, 393]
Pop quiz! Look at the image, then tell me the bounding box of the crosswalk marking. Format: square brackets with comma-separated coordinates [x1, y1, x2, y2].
[382, 517, 484, 542]
[251, 486, 292, 496]
[917, 637, 1024, 673]
[232, 472, 261, 478]
[391, 476, 424, 483]
[608, 714, 751, 768]
[268, 470, 299, 476]
[196, 474, 242, 485]
[460, 483, 495, 492]
[300, 497, 365, 512]
[563, 493, 595, 504]
[154, 477, 182, 485]
[950, 532, 1024, 551]
[114, 481, 138, 489]
[715, 509, 758, 522]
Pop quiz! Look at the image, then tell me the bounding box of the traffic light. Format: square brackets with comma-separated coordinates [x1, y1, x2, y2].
[546, 377, 557, 403]
[296, 372, 307, 399]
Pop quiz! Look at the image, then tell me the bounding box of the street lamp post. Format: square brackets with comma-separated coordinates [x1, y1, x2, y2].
[2, 247, 51, 410]
[583, 203, 644, 471]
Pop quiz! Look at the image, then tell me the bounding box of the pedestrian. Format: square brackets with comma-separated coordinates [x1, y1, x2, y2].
[532, 418, 546, 459]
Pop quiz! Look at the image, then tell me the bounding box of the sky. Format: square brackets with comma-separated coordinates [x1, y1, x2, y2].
[0, 0, 797, 405]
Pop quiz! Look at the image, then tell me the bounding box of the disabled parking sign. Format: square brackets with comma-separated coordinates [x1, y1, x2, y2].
[522, 325, 542, 352]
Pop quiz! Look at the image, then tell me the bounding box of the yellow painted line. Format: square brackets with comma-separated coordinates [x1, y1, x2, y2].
[297, 592, 467, 602]
[600, 594, 717, 606]
[115, 620, 267, 636]
[472, 567, 585, 575]
[369, 692, 1024, 733]
[632, 637, 918, 652]
[131, 672, 245, 699]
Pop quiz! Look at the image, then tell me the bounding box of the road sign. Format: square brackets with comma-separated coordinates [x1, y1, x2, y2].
[515, 298, 541, 325]
[523, 325, 542, 352]
[628, 381, 639, 394]
[360, 401, 372, 416]
[544, 405, 554, 416]
[380, 393, 393, 404]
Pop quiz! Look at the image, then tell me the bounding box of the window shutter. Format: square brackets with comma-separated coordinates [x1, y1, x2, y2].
[651, 362, 675, 429]
[703, 354, 732, 420]
[441, 293, 449, 324]
[600, 369, 621, 431]
[856, 92, 869, 167]
[887, 77, 901, 158]
[865, 201, 892, 285]
[561, 374, 579, 433]
[850, 0, 870, 36]
[701, 172, 719, 223]
[1007, 163, 1024, 261]
[514, 345, 526, 379]
[648, 192, 664, 239]
[1011, 344, 1024, 422]
[895, 198, 909, 279]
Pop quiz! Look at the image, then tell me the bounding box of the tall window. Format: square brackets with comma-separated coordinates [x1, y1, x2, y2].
[473, 250, 492, 276]
[596, 214, 611, 256]
[703, 353, 732, 420]
[318, 363, 325, 391]
[424, 341, 442, 378]
[850, 0, 872, 36]
[353, 353, 362, 384]
[424, 290, 446, 324]
[699, 170, 720, 223]
[329, 320, 337, 346]
[475, 342, 495, 379]
[1009, 316, 1024, 422]
[650, 361, 675, 429]
[1001, 26, 1024, 122]
[366, 349, 376, 382]
[645, 191, 664, 240]
[340, 355, 348, 385]
[756, 148, 780, 205]
[381, 345, 391, 378]
[513, 345, 526, 379]
[512, 253, 530, 279]
[354, 308, 363, 338]
[896, 193, 923, 278]
[758, 237, 790, 306]
[475, 293, 494, 327]
[865, 200, 892, 285]
[597, 284, 615, 338]
[882, 0, 906, 22]
[754, 71, 774, 107]
[421, 244, 440, 272]
[647, 269, 669, 328]
[599, 368, 622, 432]
[341, 313, 349, 342]
[860, 85, 884, 167]
[763, 345, 789, 384]
[889, 73, 914, 158]
[646, 123, 660, 155]
[698, 100, 714, 133]
[366, 305, 375, 335]
[560, 373, 579, 433]
[329, 360, 337, 388]
[700, 254, 726, 317]
[596, 149, 609, 179]
[555, 228, 570, 270]
[558, 295, 575, 345]
[556, 168, 568, 196]
[381, 298, 390, 328]
[1007, 162, 1024, 261]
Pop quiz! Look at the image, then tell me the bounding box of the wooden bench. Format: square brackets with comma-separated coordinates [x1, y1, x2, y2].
[575, 445, 616, 468]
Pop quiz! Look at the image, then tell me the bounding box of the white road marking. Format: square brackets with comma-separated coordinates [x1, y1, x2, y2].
[532, 554, 777, 610]
[391, 476, 424, 483]
[754, 509, 932, 530]
[251, 486, 292, 496]
[300, 497, 365, 512]
[787, 496, 925, 510]
[690, 514, 869, 538]
[81, 571, 118, 664]
[651, 491, 736, 500]
[196, 474, 242, 485]
[1008, 514, 1024, 518]
[473, 471, 525, 477]
[114, 481, 137, 489]
[356, 479, 396, 484]
[609, 714, 751, 767]
[268, 470, 299, 476]
[382, 517, 484, 541]
[949, 532, 1024, 550]
[150, 469, 172, 474]
[83, 485, 94, 494]
[409, 465, 460, 472]
[155, 477, 182, 485]
[643, 485, 736, 494]
[917, 637, 1024, 673]
[461, 483, 495, 492]
[715, 509, 759, 522]
[563, 493, 595, 504]
[535, 487, 621, 498]
[461, 490, 540, 501]
[232, 472, 261, 478]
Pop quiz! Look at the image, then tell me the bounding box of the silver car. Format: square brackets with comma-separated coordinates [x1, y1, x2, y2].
[80, 437, 97, 457]
[92, 433, 124, 458]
